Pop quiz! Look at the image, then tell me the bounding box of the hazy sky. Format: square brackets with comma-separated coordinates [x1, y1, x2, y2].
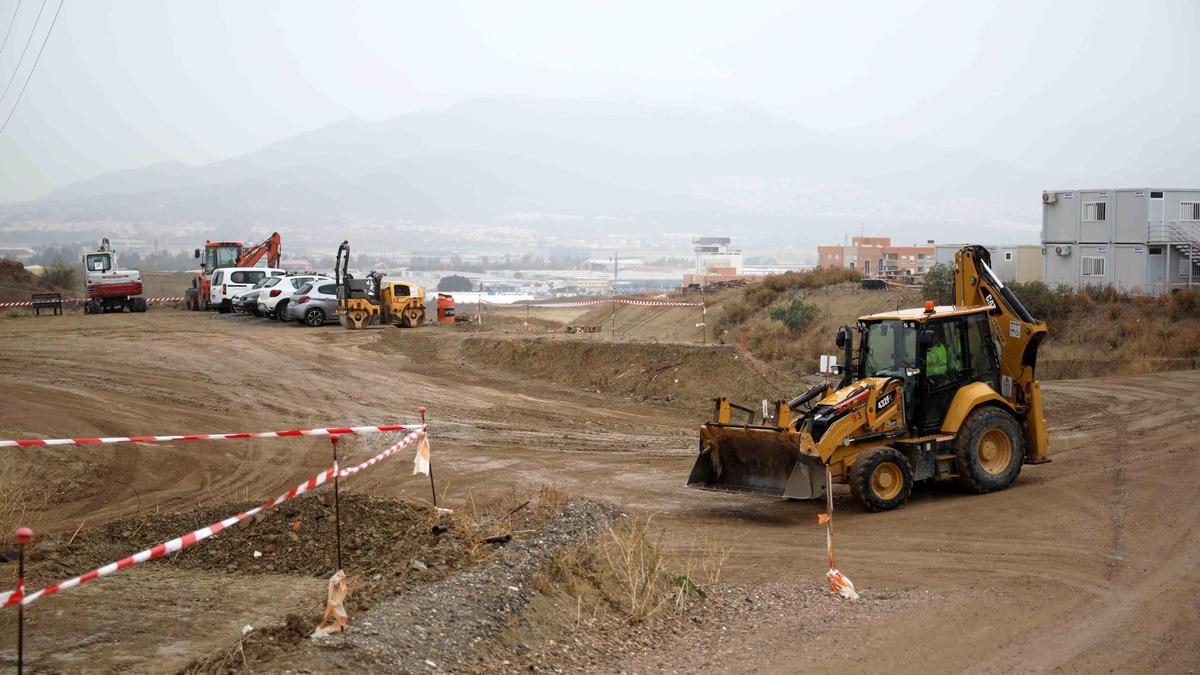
[0, 0, 1197, 203]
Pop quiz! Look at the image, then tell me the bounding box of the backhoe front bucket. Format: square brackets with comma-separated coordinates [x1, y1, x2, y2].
[687, 424, 826, 500]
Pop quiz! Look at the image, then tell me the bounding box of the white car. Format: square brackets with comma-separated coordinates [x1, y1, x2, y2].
[258, 273, 332, 320]
[210, 267, 284, 313]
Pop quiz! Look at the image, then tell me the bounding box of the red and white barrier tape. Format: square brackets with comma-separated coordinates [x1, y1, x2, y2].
[3, 426, 426, 608]
[480, 297, 704, 309]
[0, 296, 187, 308]
[480, 299, 607, 308]
[616, 298, 705, 307]
[0, 423, 421, 449]
[338, 424, 426, 478]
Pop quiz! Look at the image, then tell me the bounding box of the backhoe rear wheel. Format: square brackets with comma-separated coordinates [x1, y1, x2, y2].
[849, 447, 913, 512]
[954, 407, 1025, 494]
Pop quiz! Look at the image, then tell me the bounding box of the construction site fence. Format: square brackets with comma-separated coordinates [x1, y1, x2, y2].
[0, 296, 186, 308]
[1, 417, 433, 668]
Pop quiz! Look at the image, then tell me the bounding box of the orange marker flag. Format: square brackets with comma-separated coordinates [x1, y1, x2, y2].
[820, 467, 859, 600]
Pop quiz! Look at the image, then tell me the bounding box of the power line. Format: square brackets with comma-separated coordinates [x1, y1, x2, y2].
[0, 0, 25, 53]
[0, 0, 61, 136]
[0, 0, 46, 106]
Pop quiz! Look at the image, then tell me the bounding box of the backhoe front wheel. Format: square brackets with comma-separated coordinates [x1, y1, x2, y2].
[849, 447, 913, 512]
[954, 407, 1025, 494]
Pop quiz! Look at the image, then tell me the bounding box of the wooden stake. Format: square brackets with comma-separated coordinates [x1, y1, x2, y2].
[420, 406, 435, 507]
[330, 435, 343, 571]
[15, 526, 32, 675]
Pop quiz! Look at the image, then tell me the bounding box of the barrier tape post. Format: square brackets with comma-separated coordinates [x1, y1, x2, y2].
[15, 526, 31, 675]
[820, 466, 859, 600]
[420, 406, 435, 507]
[610, 298, 616, 337]
[700, 302, 707, 346]
[330, 435, 343, 571]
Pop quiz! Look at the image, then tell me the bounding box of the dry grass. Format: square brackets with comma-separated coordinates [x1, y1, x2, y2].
[536, 513, 727, 626]
[598, 516, 669, 622]
[0, 459, 50, 540]
[716, 275, 1200, 378]
[715, 268, 861, 336]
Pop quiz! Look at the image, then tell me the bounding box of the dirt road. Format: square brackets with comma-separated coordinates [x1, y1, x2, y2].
[0, 311, 1196, 672]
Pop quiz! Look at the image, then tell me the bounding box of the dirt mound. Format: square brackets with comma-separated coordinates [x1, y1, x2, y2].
[25, 495, 468, 601]
[460, 335, 808, 407]
[0, 258, 63, 303]
[570, 290, 741, 343]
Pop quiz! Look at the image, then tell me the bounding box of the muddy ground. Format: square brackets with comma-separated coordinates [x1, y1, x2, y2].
[0, 309, 1197, 672]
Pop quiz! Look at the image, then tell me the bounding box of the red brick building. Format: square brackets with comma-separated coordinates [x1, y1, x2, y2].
[817, 237, 935, 277]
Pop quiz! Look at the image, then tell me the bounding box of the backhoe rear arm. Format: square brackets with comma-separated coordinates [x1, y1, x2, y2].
[953, 245, 1049, 461]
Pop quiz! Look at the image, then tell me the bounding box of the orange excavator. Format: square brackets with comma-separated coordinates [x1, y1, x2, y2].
[186, 232, 282, 311]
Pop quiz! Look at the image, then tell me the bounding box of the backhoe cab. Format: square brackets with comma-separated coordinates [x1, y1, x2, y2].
[687, 245, 1048, 511]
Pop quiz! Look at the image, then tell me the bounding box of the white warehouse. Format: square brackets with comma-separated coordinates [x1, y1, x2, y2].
[1042, 188, 1200, 293]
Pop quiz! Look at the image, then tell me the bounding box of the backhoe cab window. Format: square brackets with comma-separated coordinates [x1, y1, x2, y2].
[205, 246, 241, 271]
[863, 320, 917, 377]
[923, 320, 966, 382]
[85, 254, 111, 272]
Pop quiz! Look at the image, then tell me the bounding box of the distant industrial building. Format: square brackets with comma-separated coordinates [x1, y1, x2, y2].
[817, 237, 934, 277]
[692, 237, 743, 275]
[684, 237, 754, 287]
[934, 244, 1042, 283]
[1042, 188, 1200, 293]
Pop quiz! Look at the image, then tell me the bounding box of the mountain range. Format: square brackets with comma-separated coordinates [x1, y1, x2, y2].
[0, 98, 1071, 254]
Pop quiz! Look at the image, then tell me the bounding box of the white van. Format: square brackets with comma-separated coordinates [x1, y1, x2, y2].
[210, 267, 285, 313]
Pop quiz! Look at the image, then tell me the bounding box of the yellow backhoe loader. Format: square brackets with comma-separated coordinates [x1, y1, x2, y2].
[687, 245, 1049, 511]
[334, 241, 427, 329]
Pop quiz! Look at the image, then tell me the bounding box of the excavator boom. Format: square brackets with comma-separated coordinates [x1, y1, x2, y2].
[237, 232, 282, 268]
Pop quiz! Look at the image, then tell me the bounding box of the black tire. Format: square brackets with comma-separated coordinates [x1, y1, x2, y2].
[275, 301, 289, 321]
[303, 307, 326, 327]
[84, 301, 97, 315]
[953, 407, 1025, 494]
[130, 298, 147, 313]
[218, 300, 231, 314]
[849, 447, 914, 512]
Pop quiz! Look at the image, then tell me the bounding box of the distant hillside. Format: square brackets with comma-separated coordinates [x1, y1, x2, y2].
[0, 98, 1047, 251]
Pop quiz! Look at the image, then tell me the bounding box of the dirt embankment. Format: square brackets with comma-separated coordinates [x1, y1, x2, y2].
[457, 335, 808, 408]
[0, 259, 67, 303]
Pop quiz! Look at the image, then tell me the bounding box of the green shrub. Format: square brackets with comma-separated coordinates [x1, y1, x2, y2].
[43, 257, 77, 290]
[1007, 281, 1076, 323]
[769, 296, 819, 332]
[921, 263, 954, 305]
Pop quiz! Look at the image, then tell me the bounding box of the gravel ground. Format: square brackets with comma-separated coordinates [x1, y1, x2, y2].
[499, 582, 929, 674]
[272, 499, 618, 673]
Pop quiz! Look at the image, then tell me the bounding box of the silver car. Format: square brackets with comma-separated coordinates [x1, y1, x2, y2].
[288, 280, 339, 326]
[231, 275, 278, 315]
